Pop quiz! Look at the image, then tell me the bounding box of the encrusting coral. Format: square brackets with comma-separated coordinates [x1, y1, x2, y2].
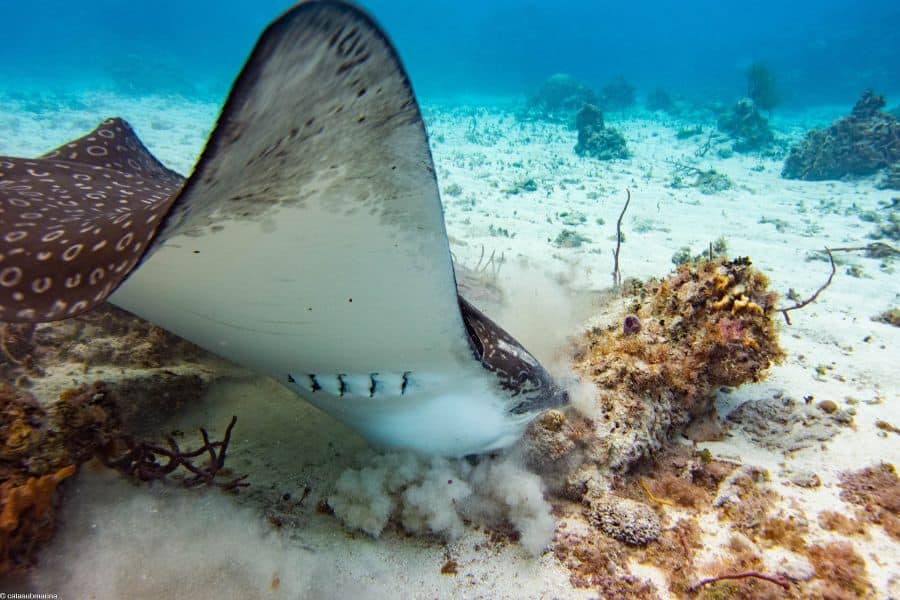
[1, 383, 76, 574]
[782, 89, 900, 182]
[717, 98, 775, 152]
[569, 256, 783, 469]
[0, 465, 75, 574]
[522, 257, 795, 597]
[574, 104, 629, 160]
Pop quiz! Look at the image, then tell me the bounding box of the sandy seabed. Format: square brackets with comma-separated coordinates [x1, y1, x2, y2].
[0, 91, 897, 598]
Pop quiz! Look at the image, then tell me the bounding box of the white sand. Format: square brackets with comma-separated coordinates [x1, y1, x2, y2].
[1, 92, 897, 598]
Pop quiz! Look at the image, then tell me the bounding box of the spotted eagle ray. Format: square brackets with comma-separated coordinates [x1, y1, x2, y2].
[0, 0, 567, 456]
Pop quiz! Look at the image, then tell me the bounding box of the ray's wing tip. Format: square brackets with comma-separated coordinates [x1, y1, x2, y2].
[278, 0, 372, 21]
[267, 0, 400, 63]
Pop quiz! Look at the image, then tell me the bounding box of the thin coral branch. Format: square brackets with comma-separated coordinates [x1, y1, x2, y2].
[687, 571, 791, 592]
[779, 247, 836, 325]
[104, 415, 248, 491]
[667, 159, 705, 177]
[478, 248, 497, 274]
[827, 242, 899, 258]
[493, 251, 506, 280]
[612, 188, 631, 288]
[474, 244, 486, 271]
[695, 131, 715, 157]
[641, 478, 676, 507]
[482, 250, 505, 279]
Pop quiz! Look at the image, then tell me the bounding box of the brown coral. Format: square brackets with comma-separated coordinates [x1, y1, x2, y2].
[838, 462, 900, 540]
[638, 518, 703, 595]
[807, 541, 872, 598]
[818, 511, 868, 537]
[697, 536, 796, 600]
[552, 528, 656, 597]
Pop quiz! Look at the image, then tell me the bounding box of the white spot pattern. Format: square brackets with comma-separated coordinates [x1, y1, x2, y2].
[0, 118, 184, 321]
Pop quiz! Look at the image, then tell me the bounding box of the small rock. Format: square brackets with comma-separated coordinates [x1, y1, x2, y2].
[789, 470, 821, 488]
[818, 400, 838, 414]
[832, 409, 855, 425]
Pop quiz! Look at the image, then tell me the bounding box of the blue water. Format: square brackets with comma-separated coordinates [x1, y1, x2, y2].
[0, 0, 897, 107]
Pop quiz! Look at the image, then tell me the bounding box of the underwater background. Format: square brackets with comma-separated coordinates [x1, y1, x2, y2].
[1, 0, 898, 597]
[1, 0, 898, 105]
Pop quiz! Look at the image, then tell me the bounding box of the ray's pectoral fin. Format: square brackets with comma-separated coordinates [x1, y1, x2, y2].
[0, 118, 184, 322]
[0, 0, 567, 454]
[459, 297, 567, 414]
[105, 0, 474, 384]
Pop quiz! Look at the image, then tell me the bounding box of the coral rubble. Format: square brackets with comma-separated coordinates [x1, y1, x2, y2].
[670, 163, 733, 194]
[574, 104, 629, 160]
[782, 89, 900, 181]
[807, 541, 873, 597]
[717, 98, 775, 152]
[552, 527, 659, 598]
[0, 304, 213, 430]
[869, 208, 900, 242]
[873, 307, 900, 327]
[727, 394, 855, 452]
